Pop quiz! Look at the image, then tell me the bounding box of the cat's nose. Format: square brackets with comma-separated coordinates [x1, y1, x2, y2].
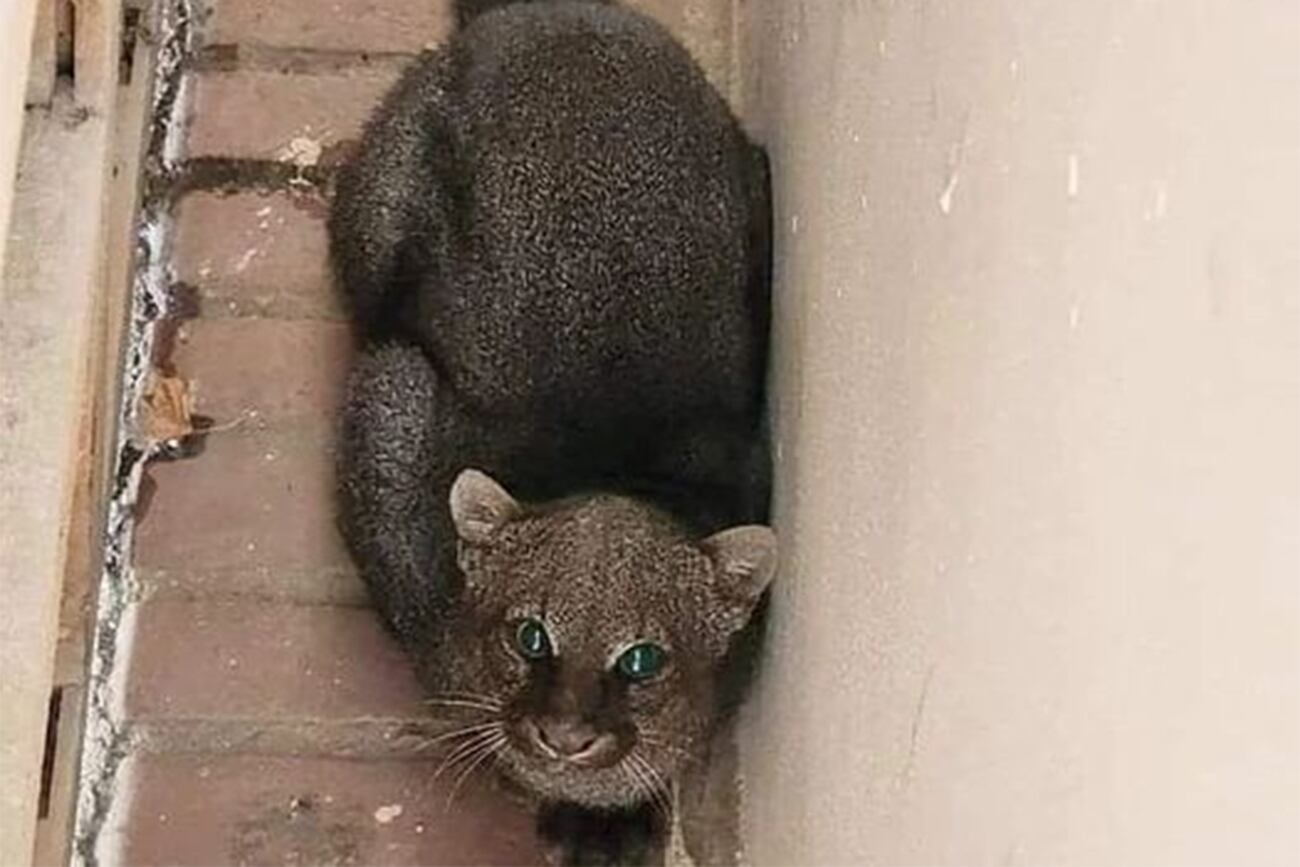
[530, 718, 602, 761]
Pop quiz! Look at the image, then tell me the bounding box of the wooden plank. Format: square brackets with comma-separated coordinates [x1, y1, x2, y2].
[0, 0, 123, 862]
[26, 0, 58, 108]
[74, 0, 119, 112]
[0, 107, 114, 866]
[32, 15, 152, 863]
[0, 0, 41, 276]
[30, 686, 85, 867]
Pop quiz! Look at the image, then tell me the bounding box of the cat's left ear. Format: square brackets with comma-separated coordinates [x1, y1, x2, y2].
[450, 468, 520, 546]
[700, 525, 777, 612]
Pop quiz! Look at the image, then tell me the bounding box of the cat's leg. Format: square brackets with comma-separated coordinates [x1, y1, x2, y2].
[338, 340, 456, 648]
[537, 802, 665, 867]
[339, 339, 538, 649]
[677, 720, 742, 867]
[328, 51, 457, 337]
[633, 415, 771, 532]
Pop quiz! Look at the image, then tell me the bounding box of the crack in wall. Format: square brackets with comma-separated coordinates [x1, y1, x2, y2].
[71, 2, 196, 864]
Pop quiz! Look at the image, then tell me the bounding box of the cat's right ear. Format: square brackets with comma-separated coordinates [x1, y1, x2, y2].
[700, 525, 778, 616]
[449, 468, 520, 546]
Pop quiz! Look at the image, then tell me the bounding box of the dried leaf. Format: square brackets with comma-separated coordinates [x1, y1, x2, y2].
[142, 373, 195, 442]
[278, 135, 323, 168]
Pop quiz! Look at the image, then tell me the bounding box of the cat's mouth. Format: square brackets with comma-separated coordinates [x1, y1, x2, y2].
[513, 718, 623, 769]
[493, 718, 672, 809]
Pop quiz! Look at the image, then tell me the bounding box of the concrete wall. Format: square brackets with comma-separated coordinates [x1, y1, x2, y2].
[740, 1, 1298, 864]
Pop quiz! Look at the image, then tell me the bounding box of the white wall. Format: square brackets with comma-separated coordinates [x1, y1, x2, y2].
[740, 1, 1298, 864]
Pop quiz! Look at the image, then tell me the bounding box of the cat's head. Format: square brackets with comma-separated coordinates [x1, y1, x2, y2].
[435, 468, 776, 809]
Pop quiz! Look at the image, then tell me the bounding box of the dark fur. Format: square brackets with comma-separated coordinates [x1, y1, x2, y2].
[330, 0, 772, 852]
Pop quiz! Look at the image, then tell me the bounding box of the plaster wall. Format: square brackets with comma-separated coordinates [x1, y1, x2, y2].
[739, 2, 1299, 864]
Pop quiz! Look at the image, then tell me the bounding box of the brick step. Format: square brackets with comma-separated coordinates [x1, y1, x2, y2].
[135, 425, 352, 590]
[196, 44, 423, 75]
[117, 752, 541, 866]
[131, 716, 449, 759]
[124, 599, 423, 721]
[137, 563, 367, 607]
[174, 190, 343, 321]
[187, 67, 400, 163]
[201, 0, 451, 55]
[168, 317, 352, 422]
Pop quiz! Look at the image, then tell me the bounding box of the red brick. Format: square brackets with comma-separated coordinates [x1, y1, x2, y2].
[173, 191, 342, 320]
[125, 599, 424, 720]
[187, 67, 399, 162]
[118, 752, 543, 866]
[169, 318, 353, 424]
[206, 0, 453, 54]
[134, 425, 349, 576]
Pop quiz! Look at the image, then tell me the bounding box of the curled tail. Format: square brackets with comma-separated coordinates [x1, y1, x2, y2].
[455, 0, 610, 28]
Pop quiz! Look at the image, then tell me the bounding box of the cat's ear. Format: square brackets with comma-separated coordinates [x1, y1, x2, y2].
[700, 525, 777, 610]
[450, 469, 520, 545]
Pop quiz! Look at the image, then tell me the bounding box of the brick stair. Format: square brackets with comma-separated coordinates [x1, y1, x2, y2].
[105, 1, 542, 862]
[94, 0, 743, 862]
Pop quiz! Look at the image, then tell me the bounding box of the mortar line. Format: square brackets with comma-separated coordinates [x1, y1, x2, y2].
[70, 1, 196, 864]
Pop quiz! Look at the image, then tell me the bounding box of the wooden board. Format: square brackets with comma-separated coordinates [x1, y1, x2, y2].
[0, 0, 127, 863]
[0, 0, 41, 273]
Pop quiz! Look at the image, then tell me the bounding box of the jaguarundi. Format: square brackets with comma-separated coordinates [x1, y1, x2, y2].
[329, 0, 774, 861]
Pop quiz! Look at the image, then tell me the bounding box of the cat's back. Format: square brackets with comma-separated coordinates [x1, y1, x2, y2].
[423, 2, 762, 421]
[455, 2, 718, 131]
[451, 3, 743, 235]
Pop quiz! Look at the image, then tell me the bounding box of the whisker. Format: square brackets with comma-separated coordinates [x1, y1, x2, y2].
[637, 734, 693, 757]
[444, 734, 502, 785]
[620, 757, 655, 821]
[637, 767, 671, 828]
[648, 763, 676, 824]
[638, 735, 700, 770]
[622, 755, 660, 824]
[415, 721, 504, 752]
[636, 754, 671, 797]
[638, 730, 694, 751]
[629, 752, 674, 825]
[443, 735, 507, 813]
[432, 727, 503, 780]
[422, 697, 504, 713]
[428, 689, 505, 703]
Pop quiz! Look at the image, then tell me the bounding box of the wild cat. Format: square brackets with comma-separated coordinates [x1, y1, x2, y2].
[329, 0, 773, 861]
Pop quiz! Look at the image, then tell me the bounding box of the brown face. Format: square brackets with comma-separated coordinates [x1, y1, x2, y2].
[433, 470, 775, 809]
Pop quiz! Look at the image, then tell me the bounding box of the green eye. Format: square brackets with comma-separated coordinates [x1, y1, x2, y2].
[616, 643, 667, 681]
[515, 618, 552, 660]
